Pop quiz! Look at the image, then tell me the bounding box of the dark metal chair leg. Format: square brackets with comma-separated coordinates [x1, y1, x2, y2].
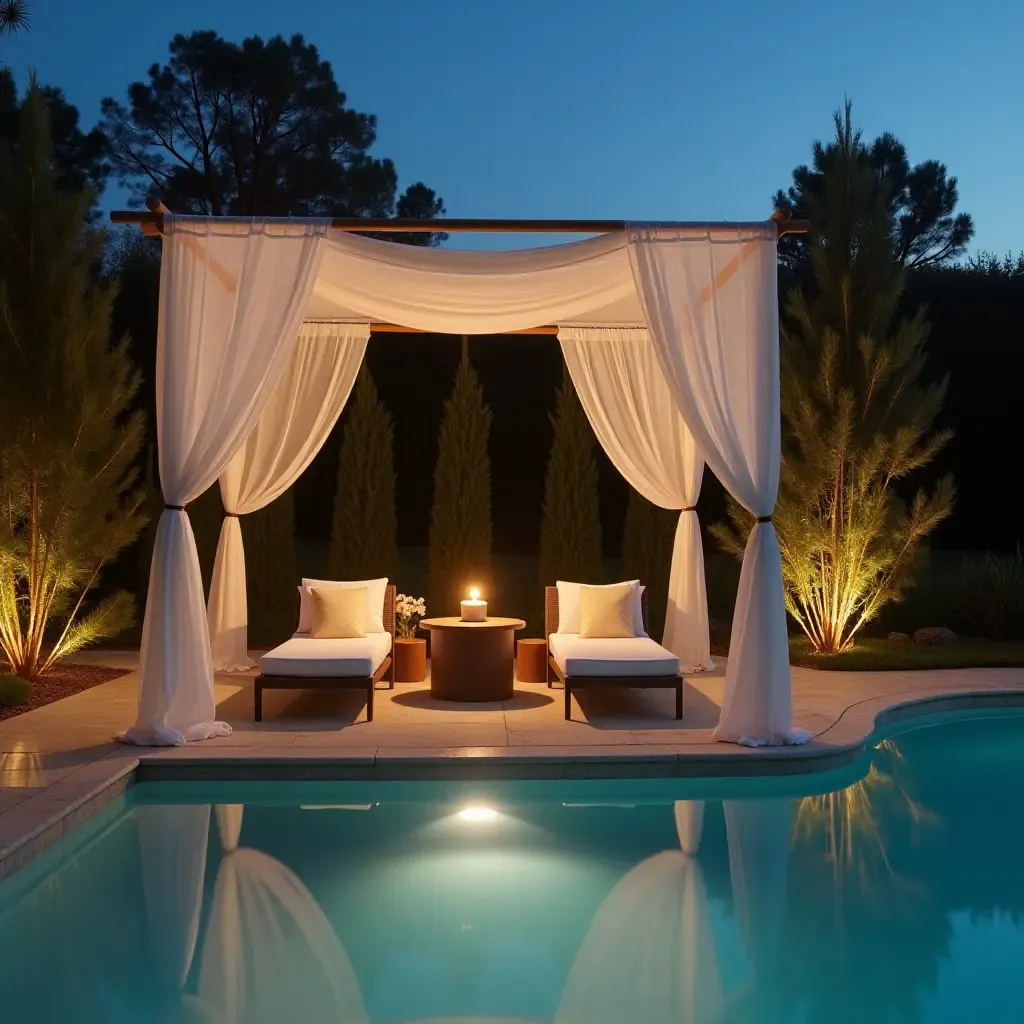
[676, 679, 683, 720]
[564, 681, 571, 720]
[254, 681, 263, 723]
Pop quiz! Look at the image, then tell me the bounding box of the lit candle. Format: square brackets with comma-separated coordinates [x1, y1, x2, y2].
[460, 587, 487, 622]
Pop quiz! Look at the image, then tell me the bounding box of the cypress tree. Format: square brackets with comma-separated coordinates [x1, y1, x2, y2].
[713, 103, 954, 653]
[538, 364, 602, 589]
[622, 490, 677, 641]
[328, 366, 398, 582]
[427, 338, 493, 616]
[245, 489, 298, 643]
[0, 83, 145, 678]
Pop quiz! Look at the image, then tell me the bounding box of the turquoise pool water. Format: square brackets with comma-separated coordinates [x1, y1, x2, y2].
[3, 713, 1024, 1023]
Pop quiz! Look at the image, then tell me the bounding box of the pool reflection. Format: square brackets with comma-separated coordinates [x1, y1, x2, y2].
[6, 716, 1024, 1023]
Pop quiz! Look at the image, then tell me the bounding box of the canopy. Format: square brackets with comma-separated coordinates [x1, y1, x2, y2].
[118, 216, 810, 748]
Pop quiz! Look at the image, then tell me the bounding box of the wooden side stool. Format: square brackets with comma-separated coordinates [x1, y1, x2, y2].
[516, 638, 548, 683]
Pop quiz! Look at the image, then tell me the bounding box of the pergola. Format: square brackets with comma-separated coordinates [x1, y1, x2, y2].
[112, 201, 810, 748]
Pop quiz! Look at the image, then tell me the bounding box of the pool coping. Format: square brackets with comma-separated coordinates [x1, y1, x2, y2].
[2, 686, 1024, 882]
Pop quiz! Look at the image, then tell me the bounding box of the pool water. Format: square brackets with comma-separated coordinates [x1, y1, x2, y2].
[3, 713, 1024, 1023]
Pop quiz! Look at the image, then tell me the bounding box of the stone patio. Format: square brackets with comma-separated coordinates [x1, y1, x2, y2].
[2, 650, 1024, 879]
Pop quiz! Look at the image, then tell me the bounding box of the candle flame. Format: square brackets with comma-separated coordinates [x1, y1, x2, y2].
[469, 587, 481, 601]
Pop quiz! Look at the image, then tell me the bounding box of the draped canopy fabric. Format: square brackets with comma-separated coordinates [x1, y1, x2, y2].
[308, 230, 643, 333]
[627, 225, 807, 746]
[558, 326, 712, 671]
[122, 217, 329, 746]
[128, 214, 802, 747]
[207, 322, 370, 671]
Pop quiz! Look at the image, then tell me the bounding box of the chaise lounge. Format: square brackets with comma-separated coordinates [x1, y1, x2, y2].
[255, 582, 395, 723]
[545, 583, 683, 721]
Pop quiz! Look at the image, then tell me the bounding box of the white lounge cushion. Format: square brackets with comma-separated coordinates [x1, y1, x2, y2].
[548, 633, 679, 678]
[260, 633, 392, 678]
[556, 580, 647, 637]
[298, 577, 388, 633]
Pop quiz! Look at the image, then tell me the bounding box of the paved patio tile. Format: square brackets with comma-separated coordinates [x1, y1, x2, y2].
[0, 652, 1023, 877]
[0, 789, 44, 813]
[0, 766, 80, 788]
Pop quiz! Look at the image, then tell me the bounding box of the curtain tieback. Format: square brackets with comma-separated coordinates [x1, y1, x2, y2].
[164, 504, 186, 511]
[223, 512, 240, 518]
[756, 515, 773, 523]
[681, 505, 698, 512]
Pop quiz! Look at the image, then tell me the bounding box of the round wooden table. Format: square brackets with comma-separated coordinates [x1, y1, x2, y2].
[420, 617, 526, 702]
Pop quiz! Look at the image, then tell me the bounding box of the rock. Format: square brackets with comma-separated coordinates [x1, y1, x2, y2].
[887, 631, 910, 643]
[913, 626, 959, 646]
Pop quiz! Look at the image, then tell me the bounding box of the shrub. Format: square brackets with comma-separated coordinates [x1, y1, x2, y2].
[957, 547, 1024, 639]
[0, 674, 31, 708]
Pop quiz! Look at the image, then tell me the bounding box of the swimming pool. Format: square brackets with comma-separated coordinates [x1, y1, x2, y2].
[2, 712, 1024, 1023]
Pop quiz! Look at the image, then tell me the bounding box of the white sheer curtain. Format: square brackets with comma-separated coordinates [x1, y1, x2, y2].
[627, 224, 808, 746]
[558, 326, 712, 670]
[207, 322, 370, 671]
[120, 217, 328, 746]
[555, 800, 720, 1024]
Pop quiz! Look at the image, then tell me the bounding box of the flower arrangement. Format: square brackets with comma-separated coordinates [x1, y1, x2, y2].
[395, 593, 426, 639]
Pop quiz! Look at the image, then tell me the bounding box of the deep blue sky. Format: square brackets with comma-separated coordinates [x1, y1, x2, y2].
[4, 0, 1022, 254]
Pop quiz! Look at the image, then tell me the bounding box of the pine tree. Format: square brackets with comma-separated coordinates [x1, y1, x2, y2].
[622, 490, 677, 641]
[0, 82, 146, 679]
[713, 103, 954, 653]
[245, 489, 298, 643]
[538, 364, 602, 589]
[328, 366, 398, 582]
[428, 339, 493, 617]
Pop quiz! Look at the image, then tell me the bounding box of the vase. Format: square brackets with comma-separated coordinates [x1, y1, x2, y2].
[394, 638, 427, 683]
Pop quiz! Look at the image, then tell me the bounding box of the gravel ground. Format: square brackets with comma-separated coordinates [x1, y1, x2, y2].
[0, 664, 132, 722]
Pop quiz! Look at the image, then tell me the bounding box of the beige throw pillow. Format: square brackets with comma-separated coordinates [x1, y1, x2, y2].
[578, 583, 637, 639]
[309, 586, 368, 639]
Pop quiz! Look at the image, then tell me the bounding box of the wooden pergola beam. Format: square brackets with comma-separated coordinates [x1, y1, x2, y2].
[110, 202, 809, 238]
[367, 323, 559, 336]
[123, 199, 799, 337]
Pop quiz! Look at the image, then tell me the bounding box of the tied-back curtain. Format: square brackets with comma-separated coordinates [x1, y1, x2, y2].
[558, 326, 712, 671]
[121, 217, 329, 746]
[627, 223, 808, 746]
[207, 322, 370, 671]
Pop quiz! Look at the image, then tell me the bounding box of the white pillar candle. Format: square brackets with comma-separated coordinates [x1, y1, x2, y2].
[460, 588, 487, 622]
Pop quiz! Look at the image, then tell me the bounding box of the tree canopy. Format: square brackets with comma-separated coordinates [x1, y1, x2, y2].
[0, 69, 109, 209]
[775, 115, 973, 271]
[719, 103, 954, 653]
[0, 83, 145, 677]
[100, 30, 444, 240]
